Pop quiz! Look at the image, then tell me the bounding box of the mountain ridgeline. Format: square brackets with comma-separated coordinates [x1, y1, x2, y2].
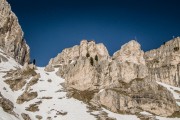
[45, 39, 180, 117]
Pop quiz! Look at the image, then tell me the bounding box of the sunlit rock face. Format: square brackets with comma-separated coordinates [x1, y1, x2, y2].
[112, 40, 148, 83]
[1, 0, 179, 119]
[45, 40, 110, 72]
[0, 0, 30, 65]
[113, 40, 145, 65]
[47, 39, 179, 117]
[145, 37, 180, 87]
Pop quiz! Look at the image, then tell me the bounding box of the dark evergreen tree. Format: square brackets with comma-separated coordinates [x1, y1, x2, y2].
[90, 57, 94, 66]
[174, 47, 179, 51]
[95, 55, 98, 61]
[86, 52, 90, 58]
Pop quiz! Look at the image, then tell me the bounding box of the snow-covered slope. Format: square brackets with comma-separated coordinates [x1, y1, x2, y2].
[0, 49, 21, 71]
[0, 50, 140, 120]
[25, 67, 96, 120]
[0, 66, 139, 120]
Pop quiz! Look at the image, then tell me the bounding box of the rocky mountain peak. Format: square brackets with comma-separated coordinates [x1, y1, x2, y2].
[113, 40, 145, 65]
[45, 40, 109, 71]
[0, 1, 180, 119]
[52, 39, 179, 117]
[79, 39, 109, 58]
[0, 0, 30, 65]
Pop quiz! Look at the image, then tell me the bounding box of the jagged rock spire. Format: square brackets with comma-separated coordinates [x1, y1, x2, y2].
[0, 0, 30, 65]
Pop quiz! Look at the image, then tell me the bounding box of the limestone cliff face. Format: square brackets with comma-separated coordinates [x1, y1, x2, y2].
[93, 40, 178, 117]
[0, 0, 30, 65]
[145, 37, 180, 87]
[45, 40, 109, 72]
[46, 40, 179, 117]
[92, 77, 178, 117]
[113, 40, 145, 65]
[111, 40, 148, 83]
[45, 40, 110, 90]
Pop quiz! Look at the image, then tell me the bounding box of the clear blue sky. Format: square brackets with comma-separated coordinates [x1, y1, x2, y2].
[7, 0, 180, 66]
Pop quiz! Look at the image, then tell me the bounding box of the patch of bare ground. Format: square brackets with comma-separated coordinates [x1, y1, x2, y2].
[17, 92, 38, 104]
[25, 101, 42, 112]
[39, 97, 52, 99]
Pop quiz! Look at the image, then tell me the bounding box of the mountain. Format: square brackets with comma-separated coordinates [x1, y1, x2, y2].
[0, 0, 180, 120]
[0, 0, 30, 65]
[46, 39, 180, 118]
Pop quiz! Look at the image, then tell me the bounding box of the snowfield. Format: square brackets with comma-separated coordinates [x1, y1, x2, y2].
[0, 53, 140, 120]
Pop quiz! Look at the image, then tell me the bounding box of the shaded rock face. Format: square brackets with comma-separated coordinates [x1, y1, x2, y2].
[47, 40, 179, 117]
[58, 57, 99, 91]
[92, 78, 178, 117]
[0, 52, 8, 62]
[0, 0, 30, 65]
[145, 37, 180, 87]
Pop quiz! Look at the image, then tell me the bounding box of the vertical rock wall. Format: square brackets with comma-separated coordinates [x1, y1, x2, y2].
[145, 37, 180, 87]
[0, 0, 30, 65]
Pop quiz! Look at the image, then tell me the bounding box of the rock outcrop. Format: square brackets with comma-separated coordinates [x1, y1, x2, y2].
[0, 92, 14, 114]
[16, 91, 38, 104]
[21, 113, 31, 120]
[4, 63, 37, 91]
[113, 40, 145, 65]
[92, 78, 178, 117]
[0, 0, 30, 65]
[46, 40, 179, 117]
[45, 40, 109, 72]
[111, 40, 148, 84]
[145, 37, 180, 87]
